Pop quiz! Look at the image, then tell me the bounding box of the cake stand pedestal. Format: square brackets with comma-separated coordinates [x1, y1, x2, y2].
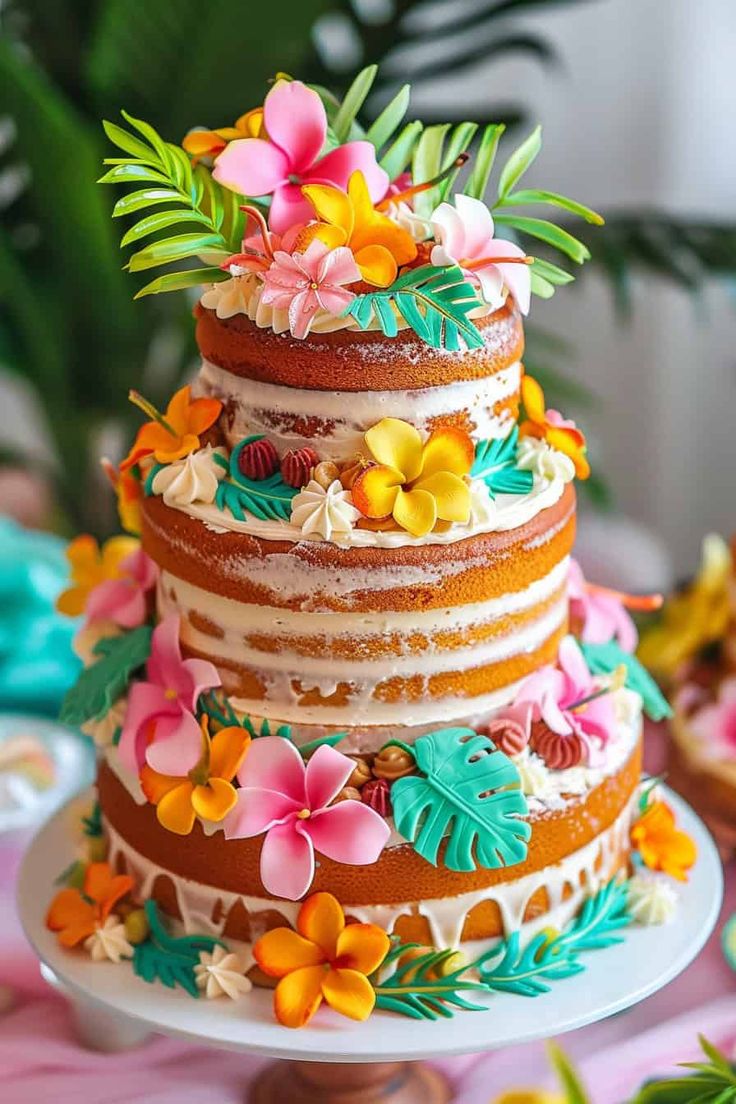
[18, 788, 723, 1103]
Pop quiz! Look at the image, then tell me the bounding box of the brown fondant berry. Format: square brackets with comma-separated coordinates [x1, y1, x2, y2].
[334, 785, 362, 803]
[348, 756, 373, 789]
[281, 447, 319, 488]
[312, 461, 340, 490]
[238, 437, 279, 481]
[339, 457, 370, 491]
[529, 721, 583, 769]
[372, 744, 416, 781]
[362, 778, 392, 817]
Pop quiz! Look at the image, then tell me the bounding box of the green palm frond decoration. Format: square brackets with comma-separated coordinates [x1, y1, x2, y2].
[198, 690, 345, 756]
[132, 900, 224, 998]
[344, 265, 484, 351]
[372, 942, 490, 1020]
[214, 438, 298, 522]
[81, 801, 103, 838]
[391, 727, 530, 871]
[580, 640, 672, 722]
[471, 427, 534, 497]
[99, 111, 244, 297]
[632, 1036, 736, 1103]
[60, 625, 152, 726]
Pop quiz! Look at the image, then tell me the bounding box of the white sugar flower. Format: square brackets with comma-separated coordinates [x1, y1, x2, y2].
[195, 945, 253, 1000]
[627, 872, 678, 925]
[84, 916, 134, 963]
[516, 436, 576, 484]
[151, 445, 227, 508]
[201, 275, 259, 320]
[291, 479, 360, 540]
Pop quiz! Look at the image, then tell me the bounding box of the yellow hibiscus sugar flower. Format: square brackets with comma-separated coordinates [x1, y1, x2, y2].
[56, 534, 139, 618]
[352, 417, 474, 537]
[300, 170, 417, 287]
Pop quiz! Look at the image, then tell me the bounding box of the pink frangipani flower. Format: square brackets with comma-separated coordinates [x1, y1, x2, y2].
[212, 80, 389, 234]
[515, 635, 616, 766]
[261, 241, 361, 338]
[224, 737, 390, 901]
[430, 194, 531, 315]
[118, 614, 220, 776]
[85, 547, 158, 630]
[568, 559, 638, 653]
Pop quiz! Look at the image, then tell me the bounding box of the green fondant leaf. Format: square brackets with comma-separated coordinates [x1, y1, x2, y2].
[82, 801, 103, 838]
[343, 265, 483, 351]
[471, 427, 534, 499]
[60, 625, 152, 727]
[373, 942, 489, 1021]
[391, 727, 530, 872]
[215, 436, 297, 523]
[198, 691, 345, 758]
[132, 900, 223, 999]
[580, 640, 672, 722]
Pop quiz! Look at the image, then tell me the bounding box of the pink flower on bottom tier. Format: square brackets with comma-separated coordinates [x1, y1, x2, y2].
[212, 80, 389, 234]
[84, 547, 158, 629]
[261, 241, 361, 339]
[515, 635, 615, 767]
[691, 678, 736, 758]
[224, 737, 391, 901]
[118, 614, 220, 776]
[568, 559, 637, 653]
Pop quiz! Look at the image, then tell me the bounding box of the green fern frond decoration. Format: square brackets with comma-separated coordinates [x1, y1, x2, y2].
[99, 111, 245, 297]
[580, 641, 672, 723]
[214, 437, 298, 522]
[471, 427, 534, 498]
[81, 801, 103, 838]
[60, 625, 152, 726]
[132, 901, 224, 998]
[344, 265, 484, 351]
[631, 1035, 736, 1103]
[198, 691, 345, 756]
[372, 942, 489, 1021]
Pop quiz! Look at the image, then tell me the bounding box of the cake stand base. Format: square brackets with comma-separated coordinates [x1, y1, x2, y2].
[250, 1059, 451, 1103]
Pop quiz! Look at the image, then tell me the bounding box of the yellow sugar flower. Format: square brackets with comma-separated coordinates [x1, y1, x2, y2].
[182, 108, 265, 162]
[352, 418, 474, 537]
[56, 534, 139, 618]
[300, 170, 417, 287]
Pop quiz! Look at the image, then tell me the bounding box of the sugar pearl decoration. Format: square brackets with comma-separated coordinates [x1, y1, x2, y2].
[313, 461, 340, 490]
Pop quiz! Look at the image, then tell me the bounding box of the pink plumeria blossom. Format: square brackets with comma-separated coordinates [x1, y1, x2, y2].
[261, 241, 361, 338]
[691, 679, 736, 759]
[224, 737, 390, 901]
[212, 80, 389, 234]
[118, 614, 220, 776]
[515, 635, 616, 766]
[568, 559, 638, 653]
[85, 548, 158, 630]
[430, 194, 531, 315]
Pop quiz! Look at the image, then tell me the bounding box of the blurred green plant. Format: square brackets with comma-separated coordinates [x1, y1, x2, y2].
[1, 0, 734, 533]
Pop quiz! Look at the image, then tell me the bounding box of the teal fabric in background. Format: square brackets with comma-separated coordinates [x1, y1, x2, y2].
[0, 517, 81, 715]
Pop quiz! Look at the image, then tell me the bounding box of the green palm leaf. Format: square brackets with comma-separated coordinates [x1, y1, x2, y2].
[60, 626, 152, 726]
[632, 1036, 736, 1103]
[580, 640, 672, 722]
[132, 901, 224, 998]
[391, 727, 530, 871]
[373, 943, 489, 1020]
[471, 427, 534, 497]
[214, 438, 298, 522]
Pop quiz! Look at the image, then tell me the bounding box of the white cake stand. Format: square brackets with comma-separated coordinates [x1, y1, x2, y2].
[18, 788, 723, 1103]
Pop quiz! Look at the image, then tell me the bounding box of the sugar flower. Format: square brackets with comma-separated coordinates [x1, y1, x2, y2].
[46, 862, 134, 948]
[225, 737, 390, 901]
[352, 418, 474, 538]
[101, 457, 144, 535]
[121, 386, 222, 473]
[254, 891, 390, 1027]
[57, 534, 140, 618]
[568, 559, 638, 653]
[140, 719, 250, 835]
[84, 916, 134, 963]
[195, 945, 253, 1000]
[626, 872, 678, 925]
[84, 546, 158, 629]
[431, 194, 531, 314]
[183, 107, 264, 162]
[301, 170, 417, 287]
[213, 80, 389, 234]
[261, 241, 361, 339]
[519, 375, 590, 480]
[290, 479, 360, 540]
[118, 614, 221, 776]
[151, 445, 227, 508]
[630, 800, 697, 882]
[690, 678, 736, 759]
[515, 635, 616, 766]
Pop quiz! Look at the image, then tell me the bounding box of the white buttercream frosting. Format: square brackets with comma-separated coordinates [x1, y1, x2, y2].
[84, 917, 133, 963]
[626, 872, 678, 925]
[290, 480, 360, 539]
[151, 445, 226, 508]
[516, 436, 576, 484]
[194, 946, 253, 999]
[468, 479, 497, 527]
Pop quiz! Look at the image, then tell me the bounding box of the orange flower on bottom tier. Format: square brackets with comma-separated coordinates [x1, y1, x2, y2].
[254, 892, 390, 1028]
[630, 800, 697, 881]
[46, 862, 134, 947]
[140, 719, 250, 835]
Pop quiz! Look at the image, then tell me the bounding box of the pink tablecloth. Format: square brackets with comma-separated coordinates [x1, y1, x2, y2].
[1, 726, 733, 1103]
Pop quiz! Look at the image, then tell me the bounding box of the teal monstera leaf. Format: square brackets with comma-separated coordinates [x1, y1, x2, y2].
[391, 728, 530, 872]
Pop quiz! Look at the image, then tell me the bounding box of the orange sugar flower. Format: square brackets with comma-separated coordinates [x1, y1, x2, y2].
[56, 534, 139, 618]
[519, 374, 590, 480]
[630, 800, 697, 882]
[352, 417, 474, 538]
[300, 170, 417, 288]
[46, 862, 134, 947]
[254, 892, 390, 1028]
[140, 719, 250, 835]
[101, 457, 143, 536]
[182, 108, 265, 162]
[121, 386, 222, 473]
